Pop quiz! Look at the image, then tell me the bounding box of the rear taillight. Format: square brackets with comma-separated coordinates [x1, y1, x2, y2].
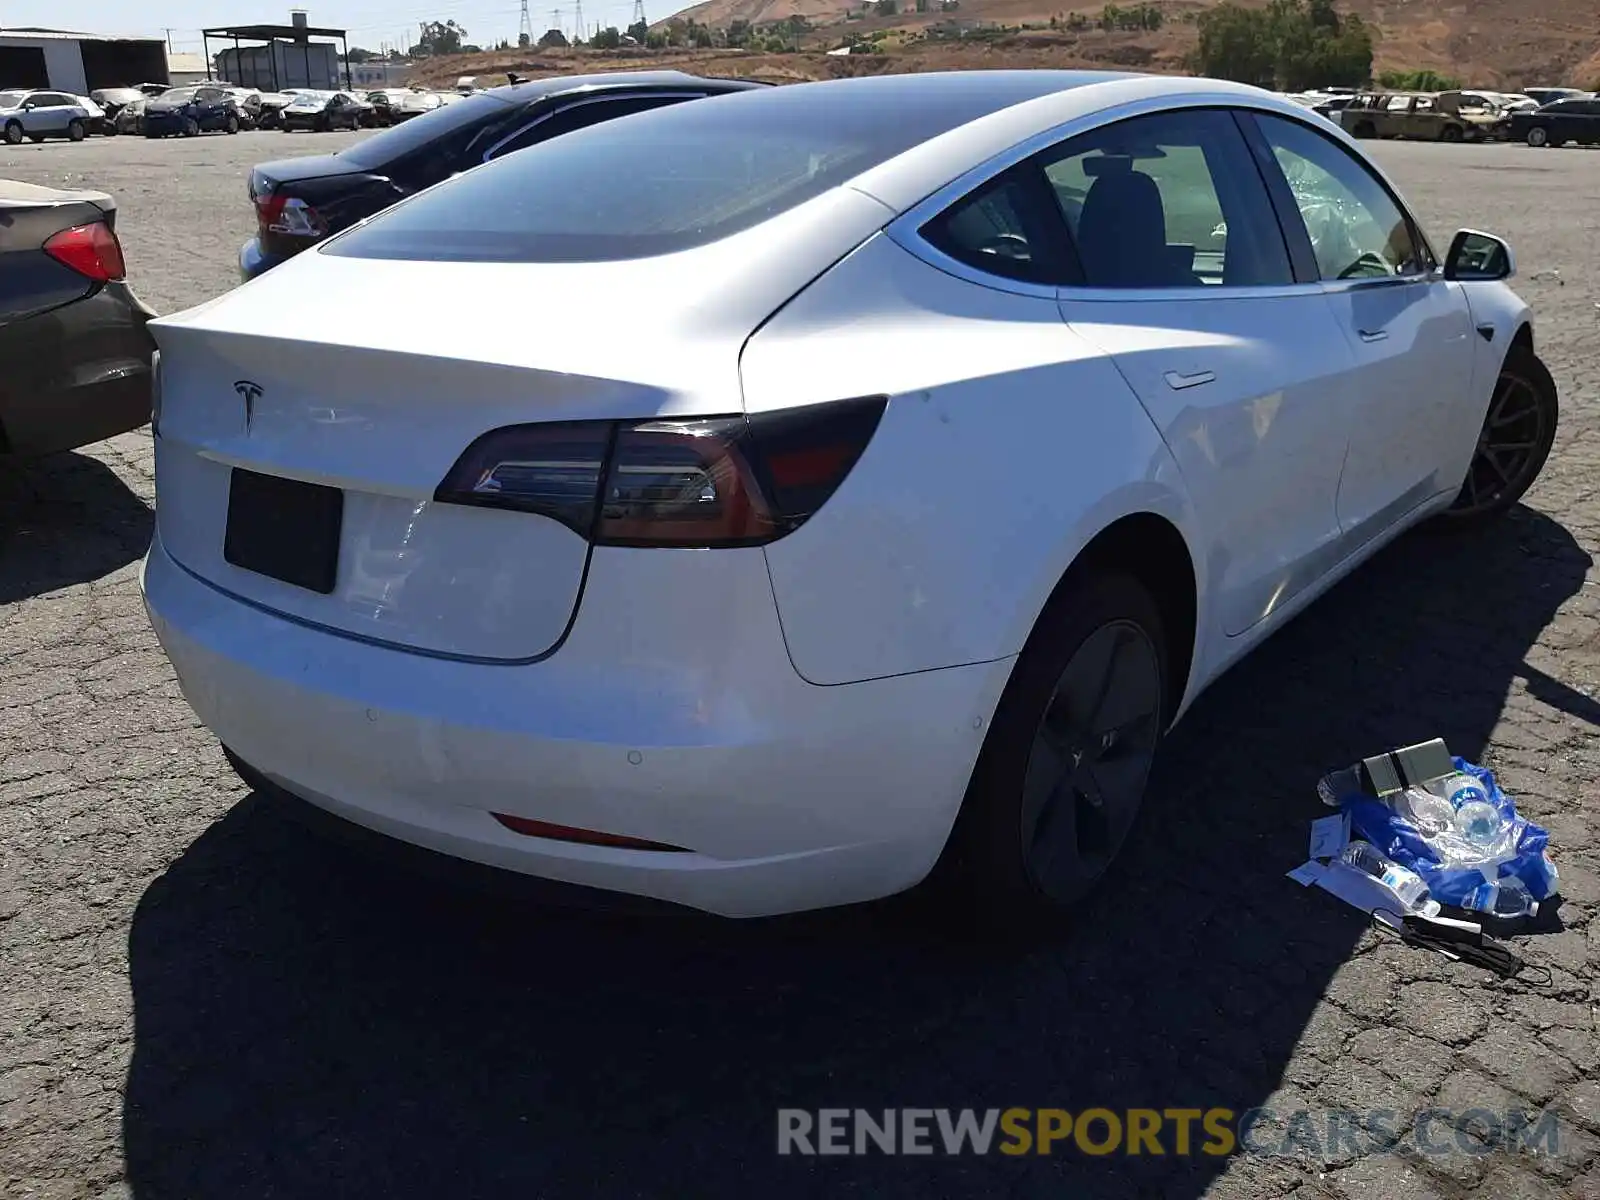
[43, 221, 125, 282]
[254, 191, 327, 240]
[434, 396, 886, 548]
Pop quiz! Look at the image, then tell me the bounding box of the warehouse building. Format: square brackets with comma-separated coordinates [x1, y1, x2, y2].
[0, 27, 168, 93]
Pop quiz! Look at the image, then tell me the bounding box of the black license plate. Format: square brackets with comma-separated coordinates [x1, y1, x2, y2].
[224, 468, 343, 594]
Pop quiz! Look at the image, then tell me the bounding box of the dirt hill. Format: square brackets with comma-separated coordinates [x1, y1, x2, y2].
[406, 0, 1600, 92]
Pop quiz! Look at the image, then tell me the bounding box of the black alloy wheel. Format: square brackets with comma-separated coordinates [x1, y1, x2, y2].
[1443, 346, 1558, 524]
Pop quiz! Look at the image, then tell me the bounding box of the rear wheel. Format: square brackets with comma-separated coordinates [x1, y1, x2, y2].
[1352, 120, 1376, 139]
[1526, 125, 1549, 146]
[67, 119, 84, 141]
[183, 117, 199, 137]
[1440, 124, 1463, 142]
[226, 114, 239, 134]
[1440, 345, 1558, 526]
[944, 571, 1167, 929]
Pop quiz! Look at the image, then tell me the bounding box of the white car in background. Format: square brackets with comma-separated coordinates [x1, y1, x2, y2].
[0, 88, 92, 142]
[142, 72, 1557, 923]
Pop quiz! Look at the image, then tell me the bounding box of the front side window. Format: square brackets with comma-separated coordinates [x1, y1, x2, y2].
[1253, 112, 1428, 281]
[1040, 108, 1292, 288]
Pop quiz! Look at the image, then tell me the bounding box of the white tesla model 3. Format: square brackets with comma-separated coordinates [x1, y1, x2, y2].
[142, 71, 1558, 921]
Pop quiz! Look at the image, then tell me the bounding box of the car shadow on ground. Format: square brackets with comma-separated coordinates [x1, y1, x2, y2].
[122, 506, 1590, 1198]
[0, 451, 153, 603]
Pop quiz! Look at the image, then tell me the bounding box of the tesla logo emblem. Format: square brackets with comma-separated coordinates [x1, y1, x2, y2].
[234, 380, 262, 431]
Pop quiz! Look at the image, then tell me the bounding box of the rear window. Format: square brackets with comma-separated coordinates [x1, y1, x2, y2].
[334, 91, 512, 169]
[324, 87, 1008, 264]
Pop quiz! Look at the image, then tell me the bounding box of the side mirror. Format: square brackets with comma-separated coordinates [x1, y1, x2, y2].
[1444, 229, 1515, 282]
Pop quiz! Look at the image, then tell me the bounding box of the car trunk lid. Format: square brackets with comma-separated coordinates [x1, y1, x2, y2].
[148, 188, 887, 660]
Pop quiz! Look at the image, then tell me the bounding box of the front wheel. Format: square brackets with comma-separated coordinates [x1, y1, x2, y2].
[942, 571, 1168, 929]
[183, 118, 199, 137]
[1526, 126, 1549, 147]
[2, 121, 20, 145]
[1440, 345, 1559, 526]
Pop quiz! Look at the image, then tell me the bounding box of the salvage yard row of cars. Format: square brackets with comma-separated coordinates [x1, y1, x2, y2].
[2, 68, 1565, 924]
[0, 82, 458, 141]
[1283, 84, 1600, 146]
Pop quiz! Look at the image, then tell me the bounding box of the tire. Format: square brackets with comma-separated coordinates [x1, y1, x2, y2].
[183, 118, 199, 137]
[1526, 125, 1548, 147]
[941, 570, 1169, 930]
[67, 119, 84, 141]
[1438, 344, 1559, 527]
[226, 114, 239, 134]
[2, 120, 20, 145]
[1352, 121, 1376, 139]
[1440, 124, 1462, 143]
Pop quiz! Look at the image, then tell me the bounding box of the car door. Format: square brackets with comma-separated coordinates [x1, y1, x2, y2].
[482, 91, 708, 163]
[1249, 111, 1475, 538]
[1048, 107, 1360, 637]
[24, 93, 63, 135]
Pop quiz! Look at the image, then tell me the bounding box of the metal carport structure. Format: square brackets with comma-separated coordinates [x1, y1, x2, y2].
[201, 20, 350, 92]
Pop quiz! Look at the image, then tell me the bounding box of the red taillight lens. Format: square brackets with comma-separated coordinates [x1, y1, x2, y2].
[490, 813, 689, 852]
[43, 221, 125, 282]
[433, 397, 886, 548]
[255, 191, 327, 239]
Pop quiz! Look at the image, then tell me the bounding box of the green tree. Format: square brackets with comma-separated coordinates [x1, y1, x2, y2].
[626, 19, 649, 41]
[537, 28, 568, 47]
[591, 25, 622, 48]
[517, 31, 531, 46]
[1196, 0, 1369, 89]
[1377, 68, 1462, 90]
[410, 19, 467, 56]
[1195, 3, 1275, 87]
[346, 46, 378, 62]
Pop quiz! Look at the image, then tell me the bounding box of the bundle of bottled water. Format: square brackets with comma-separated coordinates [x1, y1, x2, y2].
[1318, 755, 1560, 919]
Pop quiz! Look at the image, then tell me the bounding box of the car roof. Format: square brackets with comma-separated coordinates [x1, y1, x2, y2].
[486, 69, 769, 104]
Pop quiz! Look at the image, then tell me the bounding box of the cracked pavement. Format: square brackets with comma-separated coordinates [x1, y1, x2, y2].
[1, 132, 1597, 1199]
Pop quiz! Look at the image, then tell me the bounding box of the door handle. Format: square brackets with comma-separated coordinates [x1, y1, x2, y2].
[1357, 328, 1389, 343]
[1163, 369, 1215, 391]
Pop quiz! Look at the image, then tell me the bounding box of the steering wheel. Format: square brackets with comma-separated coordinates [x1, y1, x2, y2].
[978, 233, 1030, 260]
[1337, 251, 1392, 280]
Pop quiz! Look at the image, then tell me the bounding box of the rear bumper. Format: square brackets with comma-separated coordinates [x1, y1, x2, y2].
[0, 283, 155, 456]
[239, 237, 285, 282]
[141, 532, 1009, 917]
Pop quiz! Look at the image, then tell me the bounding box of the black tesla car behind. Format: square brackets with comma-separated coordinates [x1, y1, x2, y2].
[240, 70, 765, 280]
[0, 181, 154, 456]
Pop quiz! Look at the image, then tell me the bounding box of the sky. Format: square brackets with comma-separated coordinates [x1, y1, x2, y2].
[0, 0, 693, 57]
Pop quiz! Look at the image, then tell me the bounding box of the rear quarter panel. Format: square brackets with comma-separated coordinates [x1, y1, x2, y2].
[742, 233, 1205, 688]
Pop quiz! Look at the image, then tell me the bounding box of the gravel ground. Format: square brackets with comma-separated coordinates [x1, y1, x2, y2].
[2, 132, 1598, 1200]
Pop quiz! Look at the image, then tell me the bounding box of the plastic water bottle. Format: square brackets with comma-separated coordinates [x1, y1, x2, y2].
[1400, 786, 1455, 836]
[1339, 842, 1431, 912]
[1438, 773, 1504, 848]
[1465, 875, 1539, 918]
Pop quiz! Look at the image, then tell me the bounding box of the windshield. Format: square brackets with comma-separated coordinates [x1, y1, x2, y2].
[0, 91, 24, 107]
[326, 85, 1020, 264]
[158, 88, 197, 102]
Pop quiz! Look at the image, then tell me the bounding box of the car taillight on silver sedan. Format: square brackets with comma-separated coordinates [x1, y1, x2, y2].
[435, 396, 887, 548]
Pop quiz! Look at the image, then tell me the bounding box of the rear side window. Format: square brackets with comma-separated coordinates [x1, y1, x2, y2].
[334, 92, 512, 170]
[920, 168, 1071, 285]
[1041, 108, 1292, 289]
[487, 94, 690, 159]
[324, 90, 986, 263]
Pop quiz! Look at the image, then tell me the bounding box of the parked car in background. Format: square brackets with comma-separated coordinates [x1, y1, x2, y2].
[279, 91, 368, 132]
[253, 92, 294, 129]
[241, 71, 766, 280]
[1509, 96, 1600, 147]
[151, 72, 1556, 923]
[90, 86, 144, 123]
[396, 89, 445, 119]
[143, 86, 242, 137]
[0, 89, 92, 143]
[1521, 86, 1588, 107]
[113, 97, 148, 135]
[362, 88, 415, 125]
[0, 180, 153, 456]
[1336, 90, 1500, 141]
[73, 94, 115, 135]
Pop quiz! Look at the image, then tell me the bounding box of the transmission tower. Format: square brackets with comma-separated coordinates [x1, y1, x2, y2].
[631, 0, 647, 29]
[518, 0, 534, 43]
[550, 7, 561, 37]
[574, 0, 585, 41]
